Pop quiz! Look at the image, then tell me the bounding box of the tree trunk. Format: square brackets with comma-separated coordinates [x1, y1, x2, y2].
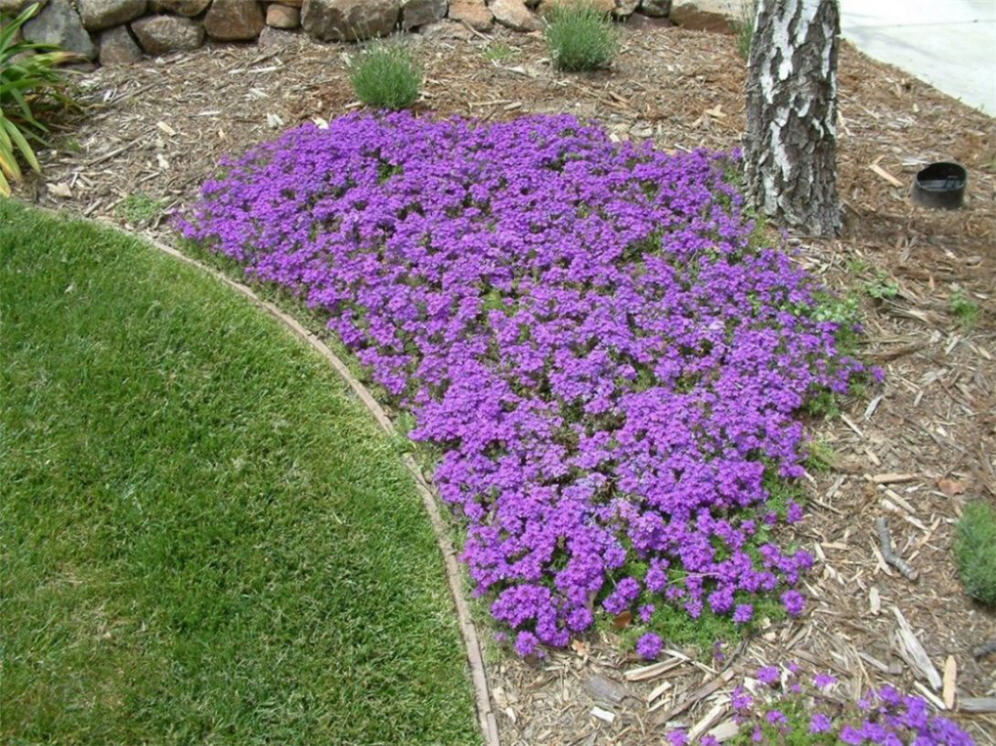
[744, 0, 841, 237]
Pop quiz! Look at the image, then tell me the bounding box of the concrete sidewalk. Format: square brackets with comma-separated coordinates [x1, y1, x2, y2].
[838, 0, 996, 116]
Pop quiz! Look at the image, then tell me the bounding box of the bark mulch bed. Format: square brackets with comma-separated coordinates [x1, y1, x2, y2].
[20, 18, 995, 745]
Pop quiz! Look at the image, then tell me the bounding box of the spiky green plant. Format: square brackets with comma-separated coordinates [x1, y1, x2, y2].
[543, 2, 618, 72]
[954, 501, 996, 606]
[0, 2, 79, 195]
[734, 0, 759, 59]
[348, 42, 422, 111]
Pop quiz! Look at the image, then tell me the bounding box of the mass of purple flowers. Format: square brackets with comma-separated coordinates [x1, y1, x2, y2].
[178, 111, 870, 656]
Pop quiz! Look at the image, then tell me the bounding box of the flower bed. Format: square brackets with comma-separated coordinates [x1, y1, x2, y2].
[179, 112, 871, 657]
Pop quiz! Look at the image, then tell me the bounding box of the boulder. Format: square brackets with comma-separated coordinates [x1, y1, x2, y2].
[666, 0, 738, 32]
[0, 0, 48, 14]
[301, 0, 400, 42]
[614, 0, 639, 16]
[448, 0, 491, 30]
[79, 0, 146, 32]
[98, 24, 142, 64]
[131, 14, 204, 54]
[265, 4, 300, 28]
[148, 0, 211, 15]
[258, 24, 298, 47]
[204, 0, 265, 40]
[638, 0, 670, 16]
[490, 0, 540, 31]
[401, 0, 446, 30]
[22, 0, 96, 59]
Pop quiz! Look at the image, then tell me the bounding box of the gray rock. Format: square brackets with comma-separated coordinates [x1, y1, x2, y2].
[79, 0, 146, 32]
[131, 14, 204, 54]
[0, 0, 48, 15]
[204, 0, 265, 40]
[401, 0, 446, 30]
[258, 24, 298, 48]
[490, 0, 541, 32]
[301, 0, 400, 42]
[98, 24, 142, 64]
[639, 0, 671, 16]
[22, 0, 96, 59]
[148, 0, 210, 16]
[614, 0, 640, 16]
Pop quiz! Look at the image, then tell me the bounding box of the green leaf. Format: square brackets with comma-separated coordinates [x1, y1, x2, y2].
[2, 115, 40, 172]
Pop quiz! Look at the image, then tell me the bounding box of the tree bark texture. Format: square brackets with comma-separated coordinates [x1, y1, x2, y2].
[745, 0, 841, 237]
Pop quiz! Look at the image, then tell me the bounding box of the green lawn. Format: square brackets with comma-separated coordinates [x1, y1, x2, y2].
[0, 200, 478, 745]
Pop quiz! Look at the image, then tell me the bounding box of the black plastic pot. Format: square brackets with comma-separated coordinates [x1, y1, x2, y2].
[912, 161, 967, 209]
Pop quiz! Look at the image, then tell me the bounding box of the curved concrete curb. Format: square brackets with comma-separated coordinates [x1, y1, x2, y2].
[81, 213, 501, 746]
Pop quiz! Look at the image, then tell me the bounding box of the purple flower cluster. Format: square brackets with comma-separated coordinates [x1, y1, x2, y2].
[179, 112, 867, 654]
[715, 666, 975, 745]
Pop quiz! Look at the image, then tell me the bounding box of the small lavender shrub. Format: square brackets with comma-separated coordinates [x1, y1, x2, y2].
[349, 43, 421, 110]
[955, 501, 996, 605]
[179, 112, 874, 657]
[544, 2, 618, 72]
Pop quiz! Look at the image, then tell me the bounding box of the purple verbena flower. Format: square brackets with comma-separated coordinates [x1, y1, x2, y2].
[757, 665, 780, 686]
[636, 632, 663, 660]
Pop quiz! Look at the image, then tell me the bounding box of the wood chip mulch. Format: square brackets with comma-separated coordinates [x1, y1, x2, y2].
[19, 18, 995, 745]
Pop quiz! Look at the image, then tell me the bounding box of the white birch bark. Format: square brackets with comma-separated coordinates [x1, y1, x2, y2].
[744, 0, 841, 237]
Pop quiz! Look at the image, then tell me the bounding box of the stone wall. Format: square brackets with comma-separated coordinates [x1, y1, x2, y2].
[3, 0, 737, 66]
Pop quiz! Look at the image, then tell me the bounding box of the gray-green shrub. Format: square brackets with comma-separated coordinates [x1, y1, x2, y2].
[955, 500, 996, 606]
[544, 2, 618, 72]
[349, 43, 422, 110]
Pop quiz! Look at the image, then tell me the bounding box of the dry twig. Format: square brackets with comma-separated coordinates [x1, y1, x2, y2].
[876, 517, 919, 581]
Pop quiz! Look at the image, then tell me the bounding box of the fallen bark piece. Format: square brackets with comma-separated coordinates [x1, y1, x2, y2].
[868, 472, 918, 484]
[687, 702, 725, 742]
[653, 669, 734, 725]
[583, 674, 628, 705]
[959, 697, 996, 713]
[877, 517, 919, 581]
[624, 657, 684, 682]
[893, 607, 942, 690]
[590, 705, 615, 724]
[706, 719, 740, 742]
[942, 655, 956, 710]
[869, 162, 904, 188]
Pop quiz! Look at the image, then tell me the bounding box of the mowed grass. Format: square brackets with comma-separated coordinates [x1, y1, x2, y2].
[0, 201, 479, 745]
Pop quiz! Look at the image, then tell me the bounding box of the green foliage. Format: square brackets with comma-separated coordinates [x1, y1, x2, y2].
[349, 42, 422, 111]
[804, 438, 837, 473]
[954, 501, 996, 606]
[483, 41, 518, 63]
[543, 2, 619, 72]
[734, 0, 758, 59]
[864, 274, 899, 300]
[116, 193, 169, 226]
[0, 201, 478, 744]
[0, 2, 79, 195]
[950, 289, 980, 329]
